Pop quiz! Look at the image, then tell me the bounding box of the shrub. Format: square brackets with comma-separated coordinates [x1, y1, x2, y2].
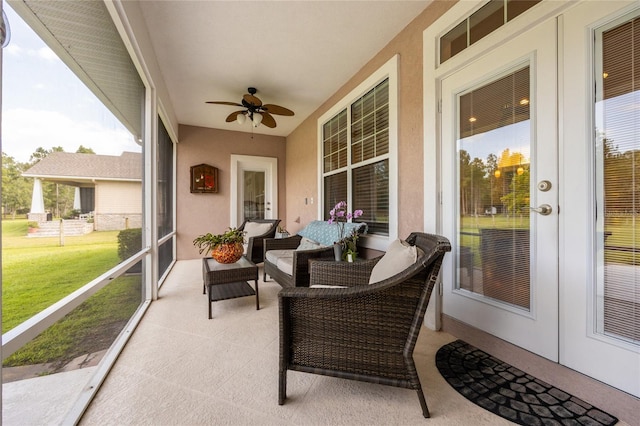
[65, 209, 81, 219]
[117, 228, 142, 261]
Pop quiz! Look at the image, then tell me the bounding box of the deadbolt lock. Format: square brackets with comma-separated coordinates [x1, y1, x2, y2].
[538, 180, 552, 192]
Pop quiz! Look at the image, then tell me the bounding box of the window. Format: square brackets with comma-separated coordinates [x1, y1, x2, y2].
[440, 0, 541, 63]
[319, 56, 397, 246]
[158, 118, 175, 280]
[1, 1, 152, 423]
[456, 65, 531, 309]
[595, 14, 640, 344]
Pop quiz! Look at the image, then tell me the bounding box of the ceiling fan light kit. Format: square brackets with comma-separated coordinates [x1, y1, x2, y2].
[252, 112, 262, 127]
[206, 87, 294, 129]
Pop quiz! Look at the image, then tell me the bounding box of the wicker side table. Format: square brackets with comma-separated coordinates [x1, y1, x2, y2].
[202, 256, 259, 319]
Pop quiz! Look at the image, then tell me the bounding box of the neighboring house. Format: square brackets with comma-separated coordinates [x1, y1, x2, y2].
[22, 151, 142, 231]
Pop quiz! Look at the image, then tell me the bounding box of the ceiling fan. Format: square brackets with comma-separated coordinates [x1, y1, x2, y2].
[206, 87, 294, 128]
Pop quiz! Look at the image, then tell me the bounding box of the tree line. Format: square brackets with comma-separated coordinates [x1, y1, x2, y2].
[2, 145, 95, 219]
[459, 136, 631, 219]
[459, 148, 530, 217]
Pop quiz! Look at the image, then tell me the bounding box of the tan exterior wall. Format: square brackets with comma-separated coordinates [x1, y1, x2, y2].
[284, 1, 455, 239]
[175, 1, 454, 255]
[94, 180, 142, 231]
[176, 125, 286, 259]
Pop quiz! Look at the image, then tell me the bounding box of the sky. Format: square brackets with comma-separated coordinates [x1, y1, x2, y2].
[1, 4, 140, 163]
[459, 120, 531, 165]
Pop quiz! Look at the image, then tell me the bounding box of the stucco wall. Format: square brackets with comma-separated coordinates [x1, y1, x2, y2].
[177, 125, 286, 259]
[284, 1, 454, 241]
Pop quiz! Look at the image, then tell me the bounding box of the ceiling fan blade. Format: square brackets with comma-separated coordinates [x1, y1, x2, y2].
[225, 111, 245, 122]
[260, 112, 277, 128]
[206, 101, 243, 107]
[243, 94, 262, 107]
[262, 104, 294, 116]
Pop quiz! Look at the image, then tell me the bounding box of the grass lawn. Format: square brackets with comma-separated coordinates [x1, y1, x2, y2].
[2, 219, 142, 369]
[458, 214, 637, 266]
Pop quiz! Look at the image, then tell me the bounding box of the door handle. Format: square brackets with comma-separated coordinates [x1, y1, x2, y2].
[529, 204, 552, 215]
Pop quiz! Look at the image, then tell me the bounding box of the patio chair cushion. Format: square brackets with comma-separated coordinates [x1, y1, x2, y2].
[265, 249, 294, 275]
[241, 220, 280, 259]
[368, 238, 418, 284]
[276, 255, 294, 276]
[310, 284, 347, 288]
[244, 221, 274, 238]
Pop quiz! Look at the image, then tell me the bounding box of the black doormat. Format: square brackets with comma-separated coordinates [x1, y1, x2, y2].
[436, 340, 619, 425]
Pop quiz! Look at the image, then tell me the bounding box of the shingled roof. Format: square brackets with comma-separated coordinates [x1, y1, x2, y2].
[23, 152, 142, 181]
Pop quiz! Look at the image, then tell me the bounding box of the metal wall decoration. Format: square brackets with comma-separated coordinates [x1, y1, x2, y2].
[190, 164, 218, 193]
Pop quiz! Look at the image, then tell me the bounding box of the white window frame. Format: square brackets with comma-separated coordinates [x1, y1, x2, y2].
[317, 55, 398, 251]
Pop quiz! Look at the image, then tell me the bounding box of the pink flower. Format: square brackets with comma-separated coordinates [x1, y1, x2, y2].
[327, 201, 365, 244]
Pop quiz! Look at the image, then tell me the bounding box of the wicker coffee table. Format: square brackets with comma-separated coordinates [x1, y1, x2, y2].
[202, 256, 259, 319]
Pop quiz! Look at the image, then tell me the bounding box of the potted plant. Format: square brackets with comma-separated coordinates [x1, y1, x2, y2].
[27, 221, 39, 234]
[276, 225, 289, 239]
[343, 232, 359, 262]
[327, 201, 364, 261]
[193, 227, 246, 264]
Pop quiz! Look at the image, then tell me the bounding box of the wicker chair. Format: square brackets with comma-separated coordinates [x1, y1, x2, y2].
[278, 232, 451, 418]
[263, 235, 335, 288]
[238, 219, 281, 264]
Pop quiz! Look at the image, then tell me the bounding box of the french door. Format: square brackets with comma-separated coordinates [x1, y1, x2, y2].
[561, 0, 640, 398]
[441, 18, 559, 361]
[440, 0, 640, 397]
[230, 155, 278, 226]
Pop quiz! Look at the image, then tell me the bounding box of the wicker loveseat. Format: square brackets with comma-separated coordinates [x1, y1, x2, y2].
[277, 232, 451, 417]
[263, 220, 367, 288]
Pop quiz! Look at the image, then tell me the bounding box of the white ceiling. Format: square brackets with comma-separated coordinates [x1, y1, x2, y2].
[138, 0, 431, 137]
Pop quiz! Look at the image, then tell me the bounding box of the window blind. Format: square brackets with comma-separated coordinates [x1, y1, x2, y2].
[323, 109, 347, 173]
[353, 160, 389, 235]
[323, 171, 347, 220]
[599, 16, 640, 343]
[351, 79, 389, 163]
[457, 66, 531, 309]
[440, 0, 542, 63]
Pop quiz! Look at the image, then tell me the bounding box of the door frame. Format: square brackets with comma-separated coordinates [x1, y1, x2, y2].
[230, 154, 278, 226]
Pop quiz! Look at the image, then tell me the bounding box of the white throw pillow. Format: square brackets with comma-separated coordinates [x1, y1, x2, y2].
[296, 236, 323, 251]
[368, 239, 417, 284]
[243, 221, 273, 238]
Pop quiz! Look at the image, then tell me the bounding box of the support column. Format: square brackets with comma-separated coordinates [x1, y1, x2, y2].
[73, 187, 81, 211]
[28, 178, 47, 222]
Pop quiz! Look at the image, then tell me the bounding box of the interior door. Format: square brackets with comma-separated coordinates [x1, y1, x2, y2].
[561, 0, 640, 398]
[230, 155, 278, 226]
[441, 19, 559, 361]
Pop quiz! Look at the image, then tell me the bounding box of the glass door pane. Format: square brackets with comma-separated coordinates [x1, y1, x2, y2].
[595, 15, 640, 344]
[243, 170, 265, 220]
[457, 66, 532, 310]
